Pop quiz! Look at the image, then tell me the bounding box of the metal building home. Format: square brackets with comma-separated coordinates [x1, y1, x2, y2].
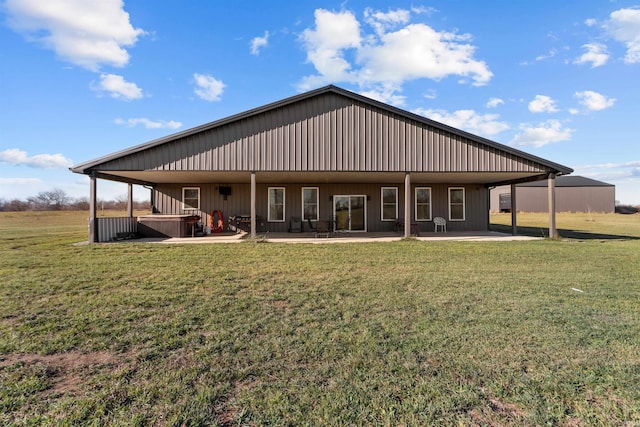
[70, 85, 573, 242]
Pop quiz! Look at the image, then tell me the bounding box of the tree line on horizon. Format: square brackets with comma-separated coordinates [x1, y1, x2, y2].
[0, 188, 150, 212]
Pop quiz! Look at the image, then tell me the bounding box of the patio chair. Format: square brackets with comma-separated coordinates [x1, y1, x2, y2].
[314, 219, 332, 238]
[307, 218, 315, 232]
[434, 216, 447, 232]
[289, 216, 302, 233]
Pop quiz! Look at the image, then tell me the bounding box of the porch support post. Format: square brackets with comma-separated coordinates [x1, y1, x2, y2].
[510, 183, 517, 235]
[548, 173, 557, 238]
[250, 171, 257, 239]
[404, 172, 411, 238]
[127, 183, 133, 218]
[89, 174, 98, 243]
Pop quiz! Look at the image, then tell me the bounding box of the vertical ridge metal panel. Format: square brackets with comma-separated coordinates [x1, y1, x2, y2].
[98, 92, 552, 175]
[97, 217, 138, 242]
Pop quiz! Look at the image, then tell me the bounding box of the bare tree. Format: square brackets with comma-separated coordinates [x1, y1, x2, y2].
[0, 198, 31, 211]
[1, 188, 149, 211]
[113, 193, 129, 210]
[28, 188, 70, 211]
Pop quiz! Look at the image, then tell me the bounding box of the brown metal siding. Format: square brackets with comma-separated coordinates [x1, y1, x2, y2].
[99, 93, 550, 175]
[154, 182, 489, 233]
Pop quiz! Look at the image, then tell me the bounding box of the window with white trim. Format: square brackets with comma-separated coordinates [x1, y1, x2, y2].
[448, 187, 465, 221]
[415, 187, 432, 221]
[302, 187, 319, 221]
[381, 187, 398, 221]
[268, 187, 285, 222]
[182, 187, 200, 211]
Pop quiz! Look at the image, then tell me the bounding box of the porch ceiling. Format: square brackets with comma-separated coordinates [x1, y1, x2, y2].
[97, 170, 546, 186]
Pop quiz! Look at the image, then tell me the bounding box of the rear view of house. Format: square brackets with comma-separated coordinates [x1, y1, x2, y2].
[71, 85, 573, 242]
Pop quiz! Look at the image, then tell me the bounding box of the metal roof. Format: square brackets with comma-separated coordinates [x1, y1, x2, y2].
[518, 176, 613, 187]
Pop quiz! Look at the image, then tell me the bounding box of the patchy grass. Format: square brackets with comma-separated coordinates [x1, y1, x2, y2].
[491, 211, 640, 239]
[1, 211, 639, 425]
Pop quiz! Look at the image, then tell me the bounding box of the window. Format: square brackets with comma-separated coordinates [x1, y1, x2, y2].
[415, 187, 432, 221]
[182, 187, 200, 211]
[268, 187, 285, 222]
[448, 187, 465, 221]
[302, 187, 319, 221]
[381, 187, 398, 221]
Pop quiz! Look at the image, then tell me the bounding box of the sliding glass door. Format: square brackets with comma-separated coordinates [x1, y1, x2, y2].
[333, 195, 366, 232]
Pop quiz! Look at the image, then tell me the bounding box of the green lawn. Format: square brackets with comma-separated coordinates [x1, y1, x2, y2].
[1, 211, 639, 426]
[491, 211, 640, 239]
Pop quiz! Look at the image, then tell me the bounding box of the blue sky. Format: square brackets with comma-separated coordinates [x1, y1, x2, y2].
[1, 0, 639, 204]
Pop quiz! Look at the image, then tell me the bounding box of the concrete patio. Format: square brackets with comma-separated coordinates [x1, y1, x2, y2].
[130, 231, 541, 244]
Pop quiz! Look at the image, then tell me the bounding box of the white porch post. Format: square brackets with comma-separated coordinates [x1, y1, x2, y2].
[127, 183, 133, 218]
[89, 174, 97, 243]
[404, 172, 411, 238]
[510, 183, 517, 235]
[548, 173, 557, 238]
[250, 171, 256, 239]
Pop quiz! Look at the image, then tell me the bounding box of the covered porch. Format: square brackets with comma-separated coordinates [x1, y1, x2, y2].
[85, 170, 562, 243]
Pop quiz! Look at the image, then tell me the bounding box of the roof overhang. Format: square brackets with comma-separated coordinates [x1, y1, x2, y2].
[92, 170, 553, 186]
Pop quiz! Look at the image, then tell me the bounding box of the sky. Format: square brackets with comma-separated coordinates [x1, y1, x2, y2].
[1, 0, 639, 204]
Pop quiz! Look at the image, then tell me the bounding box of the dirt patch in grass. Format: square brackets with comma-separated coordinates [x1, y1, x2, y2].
[270, 299, 289, 308]
[215, 378, 260, 426]
[467, 394, 528, 426]
[0, 351, 129, 395]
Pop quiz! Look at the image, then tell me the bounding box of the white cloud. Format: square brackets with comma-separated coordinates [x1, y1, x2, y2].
[574, 90, 616, 111]
[299, 9, 361, 86]
[250, 31, 269, 55]
[574, 43, 609, 67]
[585, 18, 598, 27]
[577, 160, 640, 170]
[114, 118, 182, 129]
[534, 49, 558, 62]
[528, 95, 559, 113]
[4, 0, 145, 71]
[358, 23, 492, 86]
[359, 82, 407, 105]
[414, 108, 509, 137]
[364, 8, 411, 36]
[0, 148, 73, 168]
[486, 97, 504, 108]
[0, 177, 42, 185]
[423, 89, 437, 100]
[93, 73, 143, 101]
[193, 73, 225, 101]
[298, 8, 492, 99]
[411, 6, 438, 16]
[510, 120, 574, 147]
[604, 7, 640, 63]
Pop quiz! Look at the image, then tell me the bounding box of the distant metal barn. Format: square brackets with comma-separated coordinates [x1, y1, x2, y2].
[491, 176, 615, 213]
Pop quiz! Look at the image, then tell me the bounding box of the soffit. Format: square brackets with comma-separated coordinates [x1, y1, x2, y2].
[98, 170, 544, 186]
